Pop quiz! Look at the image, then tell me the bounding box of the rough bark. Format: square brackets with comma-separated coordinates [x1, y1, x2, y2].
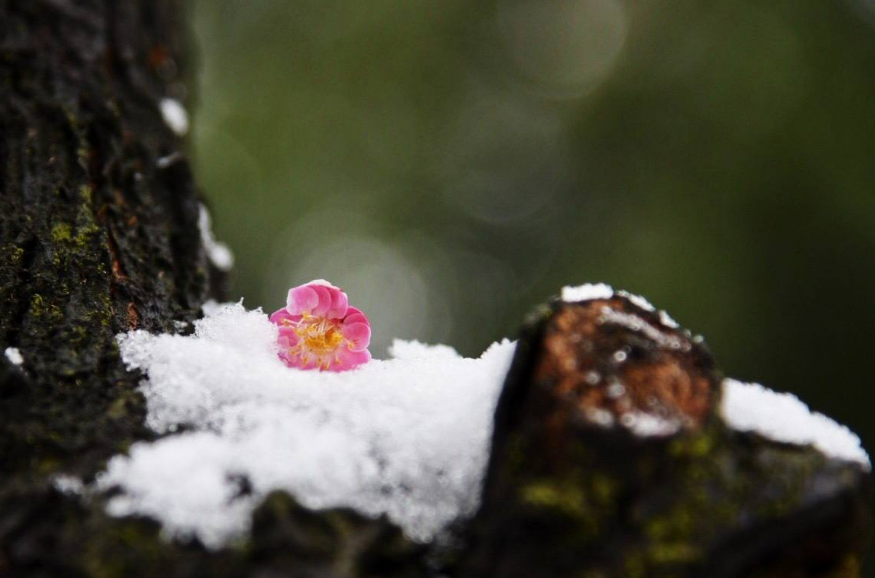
[0, 0, 207, 476]
[0, 0, 209, 573]
[461, 296, 871, 578]
[0, 3, 425, 577]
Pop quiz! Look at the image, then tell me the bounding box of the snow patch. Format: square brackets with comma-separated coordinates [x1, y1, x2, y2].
[159, 98, 189, 136]
[156, 151, 184, 169]
[387, 339, 460, 360]
[96, 302, 516, 548]
[617, 290, 655, 312]
[561, 283, 614, 302]
[659, 310, 680, 329]
[599, 306, 686, 351]
[620, 412, 681, 437]
[4, 347, 23, 366]
[722, 378, 869, 468]
[562, 285, 679, 330]
[198, 204, 234, 272]
[53, 474, 85, 496]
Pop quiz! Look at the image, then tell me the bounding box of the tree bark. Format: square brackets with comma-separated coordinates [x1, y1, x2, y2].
[0, 0, 208, 476]
[0, 4, 424, 577]
[0, 0, 219, 573]
[461, 296, 871, 578]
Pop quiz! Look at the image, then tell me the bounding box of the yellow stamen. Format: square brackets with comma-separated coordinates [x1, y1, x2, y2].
[289, 314, 348, 369]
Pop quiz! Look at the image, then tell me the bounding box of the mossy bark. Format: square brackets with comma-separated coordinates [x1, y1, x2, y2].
[0, 4, 424, 577]
[461, 296, 871, 578]
[0, 0, 208, 478]
[0, 0, 207, 574]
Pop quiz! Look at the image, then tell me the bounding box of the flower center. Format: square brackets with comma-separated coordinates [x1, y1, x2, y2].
[301, 325, 344, 355]
[290, 313, 346, 368]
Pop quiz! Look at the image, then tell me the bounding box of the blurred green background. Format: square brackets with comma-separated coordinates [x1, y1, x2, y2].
[190, 0, 875, 568]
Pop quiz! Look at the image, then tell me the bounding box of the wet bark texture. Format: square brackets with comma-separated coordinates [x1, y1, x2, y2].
[0, 0, 205, 479]
[0, 2, 870, 578]
[0, 3, 423, 577]
[0, 0, 220, 573]
[461, 297, 871, 578]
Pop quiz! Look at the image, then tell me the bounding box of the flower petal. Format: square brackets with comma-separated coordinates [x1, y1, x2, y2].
[342, 321, 371, 352]
[288, 285, 320, 315]
[269, 308, 299, 328]
[343, 306, 369, 326]
[277, 332, 303, 368]
[309, 284, 334, 316]
[277, 327, 300, 346]
[280, 355, 307, 370]
[327, 288, 349, 319]
[334, 347, 371, 371]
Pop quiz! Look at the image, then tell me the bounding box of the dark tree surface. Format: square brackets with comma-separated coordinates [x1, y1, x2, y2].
[0, 2, 870, 578]
[0, 0, 206, 479]
[0, 3, 424, 577]
[0, 0, 212, 573]
[462, 297, 871, 578]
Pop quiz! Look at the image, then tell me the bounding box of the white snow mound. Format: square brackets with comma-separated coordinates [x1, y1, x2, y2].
[87, 298, 869, 550]
[721, 378, 869, 468]
[561, 283, 614, 302]
[100, 302, 516, 548]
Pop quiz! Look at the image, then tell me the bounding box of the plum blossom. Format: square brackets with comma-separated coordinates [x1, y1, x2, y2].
[269, 280, 371, 371]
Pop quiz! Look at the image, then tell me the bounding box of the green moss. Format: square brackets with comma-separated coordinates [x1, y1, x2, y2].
[52, 222, 73, 243]
[668, 429, 716, 459]
[590, 473, 616, 506]
[2, 243, 25, 265]
[623, 554, 646, 578]
[521, 480, 588, 517]
[79, 184, 93, 203]
[646, 541, 700, 565]
[107, 396, 130, 419]
[518, 467, 620, 542]
[37, 457, 62, 475]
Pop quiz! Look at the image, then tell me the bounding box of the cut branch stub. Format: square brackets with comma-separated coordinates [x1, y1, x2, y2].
[465, 294, 871, 578]
[536, 297, 718, 448]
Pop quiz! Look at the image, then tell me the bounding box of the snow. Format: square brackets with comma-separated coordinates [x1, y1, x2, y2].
[721, 379, 870, 468]
[620, 412, 680, 437]
[4, 347, 23, 366]
[598, 306, 686, 350]
[387, 339, 460, 360]
[156, 151, 184, 169]
[561, 283, 614, 302]
[198, 204, 234, 272]
[159, 98, 189, 136]
[96, 302, 516, 548]
[53, 474, 85, 495]
[659, 310, 680, 329]
[562, 284, 681, 329]
[617, 290, 655, 312]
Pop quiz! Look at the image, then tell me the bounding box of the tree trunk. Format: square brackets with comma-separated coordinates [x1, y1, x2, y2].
[0, 4, 423, 577]
[0, 0, 209, 474]
[0, 0, 218, 573]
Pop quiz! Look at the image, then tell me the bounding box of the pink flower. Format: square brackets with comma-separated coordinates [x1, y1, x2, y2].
[270, 280, 371, 371]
